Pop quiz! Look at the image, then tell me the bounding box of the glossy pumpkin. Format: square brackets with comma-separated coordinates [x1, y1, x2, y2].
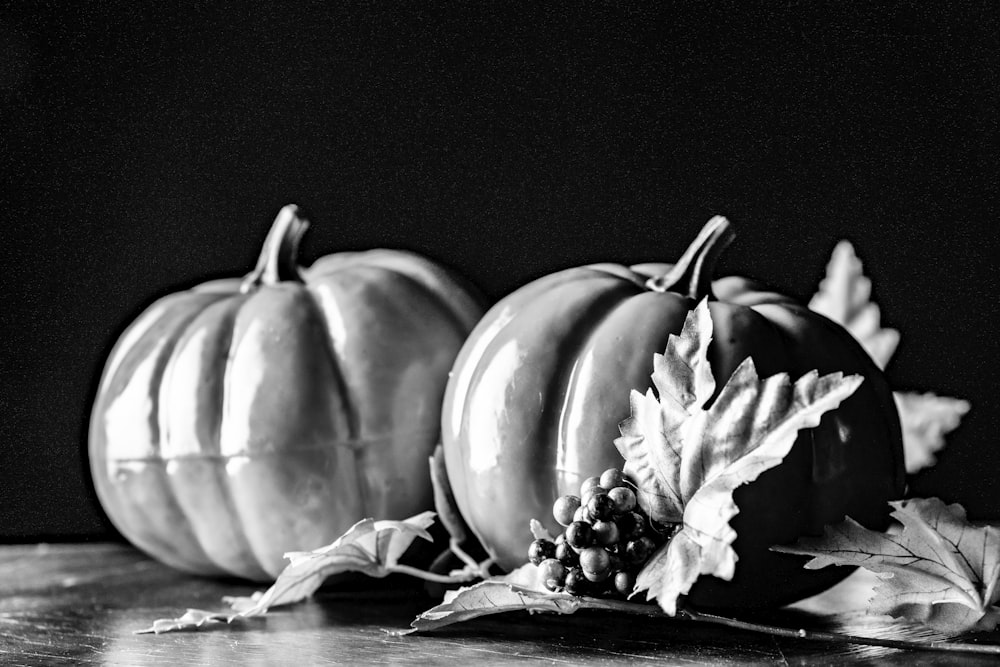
[442, 217, 905, 609]
[89, 206, 484, 581]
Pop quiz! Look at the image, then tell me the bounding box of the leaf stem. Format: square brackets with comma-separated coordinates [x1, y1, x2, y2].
[680, 608, 1000, 656]
[450, 538, 495, 579]
[387, 564, 481, 585]
[575, 597, 672, 618]
[477, 592, 1000, 655]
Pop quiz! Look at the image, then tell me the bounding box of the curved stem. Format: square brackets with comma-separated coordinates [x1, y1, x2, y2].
[645, 216, 735, 300]
[451, 539, 496, 579]
[241, 204, 310, 292]
[387, 564, 481, 585]
[681, 608, 1000, 656]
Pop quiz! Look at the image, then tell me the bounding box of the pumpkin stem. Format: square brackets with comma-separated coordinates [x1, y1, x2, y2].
[241, 205, 310, 292]
[645, 216, 735, 300]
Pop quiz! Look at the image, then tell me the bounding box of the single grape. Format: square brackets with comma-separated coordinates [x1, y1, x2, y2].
[552, 495, 581, 526]
[572, 505, 590, 523]
[579, 476, 603, 497]
[580, 485, 607, 507]
[608, 486, 636, 514]
[565, 521, 593, 549]
[614, 571, 635, 596]
[564, 567, 587, 595]
[555, 532, 567, 545]
[624, 536, 656, 564]
[591, 520, 620, 547]
[555, 541, 578, 566]
[579, 547, 611, 582]
[586, 492, 615, 522]
[528, 538, 557, 565]
[538, 558, 567, 590]
[600, 468, 624, 490]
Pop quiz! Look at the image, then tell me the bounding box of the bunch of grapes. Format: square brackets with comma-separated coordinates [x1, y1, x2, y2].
[527, 467, 675, 599]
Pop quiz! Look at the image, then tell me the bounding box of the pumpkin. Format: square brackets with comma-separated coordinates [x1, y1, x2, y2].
[441, 217, 905, 609]
[89, 205, 484, 581]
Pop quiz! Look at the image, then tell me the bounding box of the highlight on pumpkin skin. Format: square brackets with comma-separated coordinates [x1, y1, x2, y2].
[88, 204, 486, 581]
[440, 215, 904, 610]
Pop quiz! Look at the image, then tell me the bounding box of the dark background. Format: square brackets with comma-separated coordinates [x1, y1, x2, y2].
[2, 3, 997, 542]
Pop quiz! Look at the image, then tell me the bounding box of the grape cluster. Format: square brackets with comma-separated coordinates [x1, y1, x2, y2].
[527, 467, 674, 598]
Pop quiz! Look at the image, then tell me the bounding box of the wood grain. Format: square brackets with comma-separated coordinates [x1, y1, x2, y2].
[1, 543, 997, 666]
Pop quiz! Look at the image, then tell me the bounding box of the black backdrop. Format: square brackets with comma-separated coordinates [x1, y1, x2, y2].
[2, 3, 998, 541]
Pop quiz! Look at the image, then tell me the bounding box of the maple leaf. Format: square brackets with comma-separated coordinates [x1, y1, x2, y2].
[402, 579, 667, 635]
[404, 581, 585, 633]
[808, 240, 899, 369]
[137, 512, 436, 634]
[775, 497, 1000, 635]
[894, 392, 971, 474]
[808, 240, 970, 474]
[614, 299, 864, 615]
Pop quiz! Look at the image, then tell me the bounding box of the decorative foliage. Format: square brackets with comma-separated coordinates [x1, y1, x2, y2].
[135, 234, 998, 657]
[894, 392, 971, 473]
[614, 300, 863, 614]
[401, 571, 1000, 656]
[775, 498, 1000, 635]
[809, 239, 969, 473]
[808, 239, 899, 369]
[138, 512, 436, 634]
[403, 580, 663, 635]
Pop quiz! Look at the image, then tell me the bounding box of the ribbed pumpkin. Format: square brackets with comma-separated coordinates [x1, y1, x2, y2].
[89, 205, 484, 580]
[441, 217, 905, 609]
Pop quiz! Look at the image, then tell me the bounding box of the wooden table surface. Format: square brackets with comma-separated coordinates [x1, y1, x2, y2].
[2, 542, 998, 666]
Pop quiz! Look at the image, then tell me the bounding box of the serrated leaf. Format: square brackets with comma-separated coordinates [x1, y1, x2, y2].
[402, 579, 667, 635]
[808, 240, 899, 369]
[615, 388, 684, 522]
[775, 498, 1000, 634]
[136, 512, 435, 634]
[652, 298, 716, 415]
[404, 581, 584, 633]
[895, 392, 971, 474]
[615, 300, 864, 615]
[808, 242, 970, 475]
